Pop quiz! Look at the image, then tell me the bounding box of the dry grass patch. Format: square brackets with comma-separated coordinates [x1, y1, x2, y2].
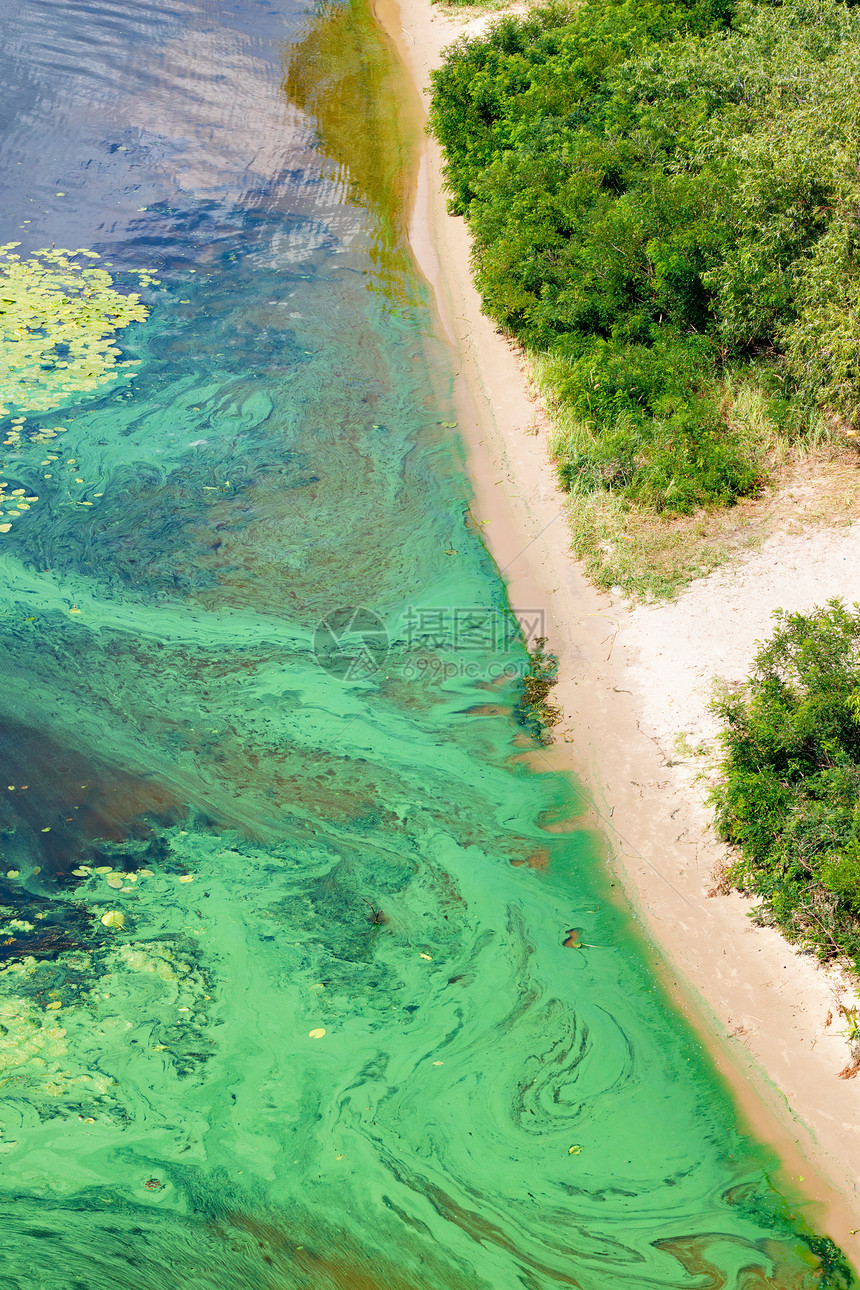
[521, 351, 860, 601]
[561, 447, 860, 602]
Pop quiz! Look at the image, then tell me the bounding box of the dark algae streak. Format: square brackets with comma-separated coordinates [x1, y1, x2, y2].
[0, 0, 855, 1285]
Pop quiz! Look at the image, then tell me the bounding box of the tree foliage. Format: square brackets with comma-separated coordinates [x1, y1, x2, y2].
[429, 0, 860, 514]
[712, 602, 860, 966]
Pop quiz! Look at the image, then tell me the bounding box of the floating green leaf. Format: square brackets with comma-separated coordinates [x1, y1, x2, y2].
[0, 243, 155, 417]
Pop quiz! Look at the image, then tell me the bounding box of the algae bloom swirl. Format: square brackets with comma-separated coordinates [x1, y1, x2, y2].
[0, 0, 856, 1286]
[0, 242, 155, 417]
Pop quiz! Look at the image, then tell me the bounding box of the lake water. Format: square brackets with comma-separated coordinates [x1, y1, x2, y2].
[0, 1, 854, 1286]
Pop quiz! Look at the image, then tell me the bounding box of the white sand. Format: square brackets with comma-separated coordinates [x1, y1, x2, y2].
[624, 524, 860, 773]
[378, 0, 860, 1247]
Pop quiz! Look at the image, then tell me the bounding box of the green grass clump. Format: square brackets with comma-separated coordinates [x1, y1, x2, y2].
[711, 601, 860, 968]
[533, 354, 820, 597]
[431, 0, 513, 9]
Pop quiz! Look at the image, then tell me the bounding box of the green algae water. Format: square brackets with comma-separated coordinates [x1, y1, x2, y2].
[0, 1, 854, 1287]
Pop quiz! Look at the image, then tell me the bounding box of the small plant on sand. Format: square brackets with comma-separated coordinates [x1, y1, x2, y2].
[834, 1001, 860, 1078]
[673, 731, 711, 760]
[515, 636, 562, 745]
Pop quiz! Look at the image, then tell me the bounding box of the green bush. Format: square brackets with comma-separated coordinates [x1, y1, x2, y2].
[429, 0, 860, 520]
[550, 336, 762, 511]
[711, 601, 860, 965]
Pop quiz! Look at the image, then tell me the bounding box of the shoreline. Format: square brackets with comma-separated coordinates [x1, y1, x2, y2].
[376, 0, 860, 1254]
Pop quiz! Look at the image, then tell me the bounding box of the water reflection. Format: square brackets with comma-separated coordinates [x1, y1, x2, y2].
[282, 0, 423, 303]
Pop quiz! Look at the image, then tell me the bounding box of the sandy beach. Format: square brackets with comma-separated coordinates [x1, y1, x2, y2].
[377, 0, 860, 1251]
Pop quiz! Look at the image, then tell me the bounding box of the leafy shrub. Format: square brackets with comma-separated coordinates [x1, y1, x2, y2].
[549, 339, 762, 511]
[711, 601, 860, 966]
[429, 0, 860, 525]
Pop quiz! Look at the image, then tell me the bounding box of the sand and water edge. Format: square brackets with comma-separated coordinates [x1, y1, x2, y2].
[375, 0, 860, 1255]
